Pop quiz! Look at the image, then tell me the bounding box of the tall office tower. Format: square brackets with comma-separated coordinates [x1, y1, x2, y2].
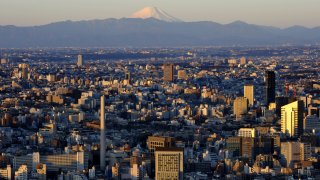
[233, 97, 248, 120]
[241, 137, 274, 163]
[281, 142, 311, 168]
[147, 136, 174, 155]
[281, 100, 304, 138]
[240, 57, 246, 65]
[77, 54, 83, 67]
[19, 63, 29, 79]
[21, 64, 29, 80]
[241, 137, 255, 162]
[244, 84, 254, 106]
[265, 71, 276, 106]
[163, 64, 174, 82]
[100, 95, 106, 170]
[155, 147, 183, 180]
[21, 68, 28, 80]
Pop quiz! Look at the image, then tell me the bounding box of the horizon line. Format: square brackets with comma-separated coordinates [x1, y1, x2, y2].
[0, 17, 319, 29]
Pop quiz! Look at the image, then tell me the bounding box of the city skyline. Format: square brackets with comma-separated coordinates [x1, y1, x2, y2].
[1, 0, 320, 179]
[0, 46, 319, 179]
[1, 0, 320, 28]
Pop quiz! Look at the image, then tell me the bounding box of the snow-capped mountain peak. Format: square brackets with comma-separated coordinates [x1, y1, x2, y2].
[130, 7, 182, 22]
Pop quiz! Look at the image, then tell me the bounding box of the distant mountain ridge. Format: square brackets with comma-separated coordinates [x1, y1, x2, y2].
[0, 17, 320, 48]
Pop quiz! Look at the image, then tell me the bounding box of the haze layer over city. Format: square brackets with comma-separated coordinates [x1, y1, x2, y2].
[0, 1, 320, 180]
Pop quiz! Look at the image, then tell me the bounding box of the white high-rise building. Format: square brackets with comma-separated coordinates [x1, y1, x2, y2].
[77, 54, 83, 67]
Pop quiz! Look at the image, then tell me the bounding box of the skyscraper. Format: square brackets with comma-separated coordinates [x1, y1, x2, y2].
[233, 97, 248, 120]
[265, 71, 276, 105]
[241, 137, 274, 163]
[281, 100, 304, 138]
[19, 63, 29, 80]
[281, 142, 311, 168]
[163, 64, 174, 82]
[240, 57, 246, 65]
[77, 54, 83, 67]
[244, 84, 254, 106]
[100, 95, 106, 170]
[155, 147, 183, 180]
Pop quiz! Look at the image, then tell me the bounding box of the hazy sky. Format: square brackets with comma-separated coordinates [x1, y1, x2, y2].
[0, 0, 319, 28]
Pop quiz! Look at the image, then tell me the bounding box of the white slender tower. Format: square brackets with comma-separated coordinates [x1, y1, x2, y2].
[100, 95, 106, 170]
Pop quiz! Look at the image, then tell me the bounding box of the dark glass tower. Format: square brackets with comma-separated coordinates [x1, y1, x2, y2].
[265, 71, 275, 105]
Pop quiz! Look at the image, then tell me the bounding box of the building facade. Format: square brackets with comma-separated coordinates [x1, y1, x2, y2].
[281, 101, 304, 138]
[244, 84, 254, 106]
[155, 147, 184, 180]
[163, 64, 174, 82]
[233, 97, 248, 120]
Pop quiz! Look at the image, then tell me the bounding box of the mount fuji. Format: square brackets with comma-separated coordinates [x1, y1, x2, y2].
[130, 7, 182, 22]
[0, 7, 320, 48]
